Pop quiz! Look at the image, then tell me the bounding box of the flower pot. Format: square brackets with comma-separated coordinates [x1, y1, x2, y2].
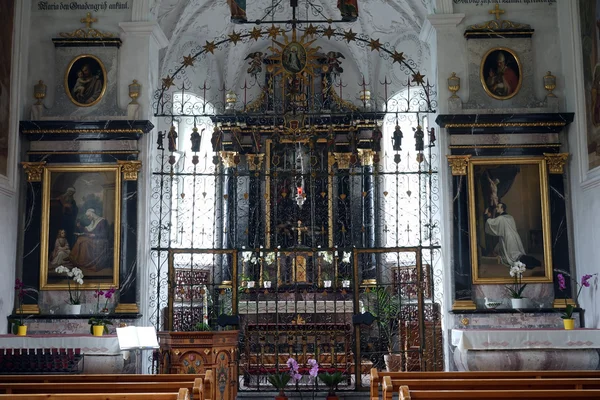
[246, 281, 255, 289]
[341, 280, 351, 288]
[323, 280, 332, 288]
[63, 304, 81, 315]
[326, 395, 339, 400]
[92, 325, 105, 336]
[16, 325, 27, 336]
[510, 298, 527, 309]
[384, 353, 402, 371]
[563, 318, 575, 330]
[263, 280, 272, 288]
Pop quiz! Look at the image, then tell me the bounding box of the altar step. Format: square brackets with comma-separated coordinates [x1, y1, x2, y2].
[236, 391, 372, 400]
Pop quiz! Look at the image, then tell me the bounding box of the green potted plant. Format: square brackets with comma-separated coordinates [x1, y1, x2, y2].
[268, 371, 291, 400]
[88, 287, 116, 336]
[318, 371, 345, 400]
[194, 321, 211, 331]
[322, 272, 332, 288]
[13, 279, 27, 336]
[370, 287, 401, 371]
[557, 272, 597, 329]
[262, 269, 272, 288]
[340, 276, 351, 288]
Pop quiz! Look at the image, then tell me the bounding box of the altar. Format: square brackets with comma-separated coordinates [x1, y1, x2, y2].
[452, 329, 600, 371]
[0, 334, 131, 374]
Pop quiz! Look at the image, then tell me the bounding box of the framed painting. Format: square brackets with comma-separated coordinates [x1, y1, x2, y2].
[40, 165, 121, 290]
[468, 157, 552, 283]
[480, 47, 522, 100]
[64, 54, 107, 107]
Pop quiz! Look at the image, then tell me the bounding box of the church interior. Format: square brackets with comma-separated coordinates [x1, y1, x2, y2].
[1, 0, 600, 398]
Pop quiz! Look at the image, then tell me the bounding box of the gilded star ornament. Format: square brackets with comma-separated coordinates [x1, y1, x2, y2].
[343, 29, 357, 43]
[304, 24, 318, 37]
[203, 41, 217, 54]
[250, 27, 263, 41]
[368, 39, 382, 52]
[392, 51, 405, 64]
[162, 75, 175, 90]
[267, 25, 280, 39]
[228, 30, 242, 44]
[412, 71, 425, 84]
[323, 26, 335, 39]
[183, 55, 195, 67]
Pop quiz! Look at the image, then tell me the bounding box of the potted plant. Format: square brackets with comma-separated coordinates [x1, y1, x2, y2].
[88, 286, 116, 336]
[340, 276, 351, 288]
[263, 270, 272, 288]
[506, 261, 528, 308]
[194, 321, 211, 331]
[54, 265, 85, 314]
[371, 287, 402, 371]
[322, 272, 332, 288]
[267, 358, 318, 400]
[318, 371, 345, 400]
[557, 272, 597, 329]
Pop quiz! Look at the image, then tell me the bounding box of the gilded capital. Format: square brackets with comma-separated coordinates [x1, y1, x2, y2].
[219, 151, 238, 168]
[21, 161, 46, 182]
[333, 152, 353, 169]
[544, 153, 569, 174]
[247, 154, 264, 171]
[357, 149, 375, 166]
[117, 160, 142, 181]
[447, 155, 471, 176]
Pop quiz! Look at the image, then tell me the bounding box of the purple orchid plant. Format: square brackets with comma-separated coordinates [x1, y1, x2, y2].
[268, 357, 319, 397]
[88, 286, 116, 333]
[557, 272, 597, 319]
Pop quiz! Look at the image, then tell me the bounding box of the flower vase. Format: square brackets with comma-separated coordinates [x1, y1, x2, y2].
[563, 318, 575, 330]
[326, 395, 339, 400]
[16, 325, 27, 336]
[63, 304, 81, 315]
[510, 298, 527, 309]
[92, 325, 105, 336]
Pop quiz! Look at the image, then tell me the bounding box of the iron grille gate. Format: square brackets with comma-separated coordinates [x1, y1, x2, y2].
[149, 125, 443, 390]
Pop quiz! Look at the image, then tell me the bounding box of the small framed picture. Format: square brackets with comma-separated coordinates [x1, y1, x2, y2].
[64, 54, 107, 107]
[480, 47, 522, 100]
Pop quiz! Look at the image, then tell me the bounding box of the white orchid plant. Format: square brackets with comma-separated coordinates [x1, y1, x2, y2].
[55, 265, 85, 305]
[506, 261, 527, 299]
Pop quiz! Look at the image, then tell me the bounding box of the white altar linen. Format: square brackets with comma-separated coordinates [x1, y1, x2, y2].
[238, 300, 362, 314]
[0, 334, 121, 355]
[452, 328, 600, 352]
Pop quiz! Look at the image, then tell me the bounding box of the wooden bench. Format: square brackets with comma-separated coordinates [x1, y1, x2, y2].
[397, 386, 600, 400]
[370, 368, 600, 400]
[0, 389, 190, 400]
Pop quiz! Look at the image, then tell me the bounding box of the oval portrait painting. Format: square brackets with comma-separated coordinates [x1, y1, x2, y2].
[282, 42, 307, 74]
[480, 47, 522, 100]
[64, 54, 107, 107]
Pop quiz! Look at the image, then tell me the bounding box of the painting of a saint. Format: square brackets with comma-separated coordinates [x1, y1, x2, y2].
[469, 159, 552, 283]
[480, 48, 522, 100]
[282, 42, 306, 74]
[41, 166, 121, 289]
[65, 55, 106, 107]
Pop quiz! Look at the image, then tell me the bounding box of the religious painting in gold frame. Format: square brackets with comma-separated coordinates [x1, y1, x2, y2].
[40, 165, 121, 290]
[64, 54, 107, 107]
[468, 157, 552, 284]
[480, 47, 522, 100]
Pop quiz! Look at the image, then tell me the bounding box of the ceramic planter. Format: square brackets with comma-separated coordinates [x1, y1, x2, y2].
[92, 325, 105, 336]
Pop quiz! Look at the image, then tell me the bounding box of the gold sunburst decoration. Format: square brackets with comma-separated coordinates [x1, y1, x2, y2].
[268, 28, 321, 86]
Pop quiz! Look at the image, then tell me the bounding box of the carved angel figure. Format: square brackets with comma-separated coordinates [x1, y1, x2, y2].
[326, 51, 345, 77]
[245, 52, 263, 78]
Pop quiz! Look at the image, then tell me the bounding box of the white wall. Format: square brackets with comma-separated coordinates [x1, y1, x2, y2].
[558, 1, 600, 328]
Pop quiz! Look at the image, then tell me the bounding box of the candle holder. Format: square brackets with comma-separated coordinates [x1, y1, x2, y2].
[34, 80, 46, 105]
[543, 71, 556, 97]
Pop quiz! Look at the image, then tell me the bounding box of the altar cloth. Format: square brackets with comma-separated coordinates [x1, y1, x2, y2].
[0, 334, 121, 355]
[452, 329, 600, 352]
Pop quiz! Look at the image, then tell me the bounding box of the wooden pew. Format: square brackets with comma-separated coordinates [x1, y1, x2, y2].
[0, 380, 200, 394]
[0, 388, 190, 400]
[397, 385, 600, 400]
[381, 376, 600, 400]
[370, 368, 600, 400]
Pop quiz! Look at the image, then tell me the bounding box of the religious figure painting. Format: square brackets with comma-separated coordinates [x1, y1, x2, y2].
[64, 55, 107, 107]
[281, 42, 307, 74]
[468, 158, 553, 283]
[480, 47, 522, 100]
[40, 165, 121, 290]
[578, 0, 600, 170]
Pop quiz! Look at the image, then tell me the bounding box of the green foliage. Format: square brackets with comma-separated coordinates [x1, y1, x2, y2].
[267, 372, 291, 390]
[194, 322, 211, 331]
[318, 371, 345, 394]
[88, 317, 113, 334]
[370, 287, 400, 353]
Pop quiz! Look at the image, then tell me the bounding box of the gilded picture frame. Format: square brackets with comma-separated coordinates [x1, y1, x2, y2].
[40, 165, 121, 290]
[480, 47, 522, 100]
[468, 157, 553, 284]
[64, 54, 107, 107]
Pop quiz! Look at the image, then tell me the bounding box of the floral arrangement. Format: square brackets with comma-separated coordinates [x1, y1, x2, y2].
[54, 265, 84, 305]
[88, 287, 115, 334]
[14, 279, 25, 327]
[506, 261, 527, 299]
[557, 272, 597, 319]
[267, 357, 318, 397]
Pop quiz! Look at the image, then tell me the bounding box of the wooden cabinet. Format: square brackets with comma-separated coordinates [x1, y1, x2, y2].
[158, 330, 238, 400]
